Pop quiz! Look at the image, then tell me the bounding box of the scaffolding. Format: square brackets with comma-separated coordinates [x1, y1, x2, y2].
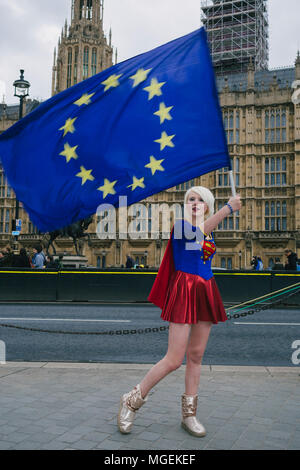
[201, 0, 269, 75]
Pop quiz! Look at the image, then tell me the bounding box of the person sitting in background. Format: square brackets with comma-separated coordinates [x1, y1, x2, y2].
[272, 257, 284, 271]
[58, 256, 63, 268]
[12, 248, 31, 268]
[32, 245, 46, 269]
[251, 256, 263, 271]
[284, 249, 297, 271]
[0, 247, 14, 267]
[256, 257, 263, 271]
[45, 255, 58, 268]
[126, 254, 134, 268]
[0, 251, 6, 266]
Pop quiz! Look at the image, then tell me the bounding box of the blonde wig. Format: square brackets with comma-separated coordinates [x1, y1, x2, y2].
[184, 186, 215, 218]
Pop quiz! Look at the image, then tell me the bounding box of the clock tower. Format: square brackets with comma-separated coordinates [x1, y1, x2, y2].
[52, 0, 114, 95]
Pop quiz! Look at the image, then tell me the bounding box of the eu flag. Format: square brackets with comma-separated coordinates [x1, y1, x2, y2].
[0, 27, 230, 232]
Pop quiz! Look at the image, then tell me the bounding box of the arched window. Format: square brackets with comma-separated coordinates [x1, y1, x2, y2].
[5, 209, 10, 233]
[83, 46, 89, 80]
[74, 47, 79, 85]
[265, 110, 269, 128]
[265, 201, 287, 232]
[91, 48, 97, 75]
[265, 108, 287, 144]
[236, 111, 240, 144]
[67, 48, 72, 88]
[87, 0, 93, 20]
[80, 0, 84, 19]
[265, 156, 287, 187]
[0, 208, 3, 233]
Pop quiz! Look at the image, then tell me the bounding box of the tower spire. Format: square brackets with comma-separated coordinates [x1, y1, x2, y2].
[52, 0, 113, 96]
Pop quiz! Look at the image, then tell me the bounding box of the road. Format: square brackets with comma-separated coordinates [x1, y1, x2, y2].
[0, 303, 299, 366]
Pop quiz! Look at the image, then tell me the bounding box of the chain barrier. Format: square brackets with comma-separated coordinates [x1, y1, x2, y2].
[0, 322, 170, 336]
[226, 286, 300, 320]
[0, 286, 299, 335]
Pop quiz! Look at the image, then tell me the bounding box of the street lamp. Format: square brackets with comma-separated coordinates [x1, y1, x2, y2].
[13, 69, 30, 119]
[12, 70, 30, 248]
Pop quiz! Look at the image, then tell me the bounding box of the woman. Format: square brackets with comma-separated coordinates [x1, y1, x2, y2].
[117, 186, 241, 437]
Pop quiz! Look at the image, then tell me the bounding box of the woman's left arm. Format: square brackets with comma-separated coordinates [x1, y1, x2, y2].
[204, 195, 242, 235]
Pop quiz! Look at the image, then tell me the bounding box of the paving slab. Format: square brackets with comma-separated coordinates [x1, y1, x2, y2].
[0, 362, 299, 450]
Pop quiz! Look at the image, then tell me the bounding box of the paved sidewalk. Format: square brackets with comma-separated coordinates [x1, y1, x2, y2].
[0, 362, 299, 450]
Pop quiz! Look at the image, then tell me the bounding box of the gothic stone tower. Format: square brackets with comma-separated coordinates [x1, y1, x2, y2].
[52, 0, 114, 95]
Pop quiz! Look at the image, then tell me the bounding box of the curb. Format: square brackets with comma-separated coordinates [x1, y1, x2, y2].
[1, 361, 299, 375]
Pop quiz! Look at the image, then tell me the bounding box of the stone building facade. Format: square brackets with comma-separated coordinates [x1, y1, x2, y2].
[0, 1, 300, 270]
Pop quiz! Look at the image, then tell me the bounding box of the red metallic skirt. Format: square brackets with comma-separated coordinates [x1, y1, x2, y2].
[160, 270, 227, 324]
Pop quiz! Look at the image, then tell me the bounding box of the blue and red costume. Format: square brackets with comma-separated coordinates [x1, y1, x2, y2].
[148, 220, 227, 324]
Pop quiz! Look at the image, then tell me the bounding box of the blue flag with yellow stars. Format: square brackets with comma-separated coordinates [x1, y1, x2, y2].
[0, 27, 230, 232]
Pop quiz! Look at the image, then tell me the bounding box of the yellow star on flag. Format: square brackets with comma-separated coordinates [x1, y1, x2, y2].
[59, 117, 77, 137]
[59, 143, 79, 163]
[127, 176, 145, 191]
[145, 156, 165, 176]
[101, 74, 123, 92]
[143, 78, 166, 100]
[154, 102, 173, 124]
[98, 178, 117, 199]
[76, 166, 95, 185]
[74, 93, 95, 106]
[154, 131, 175, 151]
[129, 68, 152, 87]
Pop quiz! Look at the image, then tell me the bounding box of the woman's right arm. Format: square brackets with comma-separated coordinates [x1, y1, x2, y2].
[203, 195, 242, 235]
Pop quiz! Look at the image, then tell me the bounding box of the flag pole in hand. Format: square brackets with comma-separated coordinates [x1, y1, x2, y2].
[229, 170, 236, 197]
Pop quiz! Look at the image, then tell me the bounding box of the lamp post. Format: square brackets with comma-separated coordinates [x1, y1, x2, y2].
[12, 70, 30, 249]
[239, 250, 242, 270]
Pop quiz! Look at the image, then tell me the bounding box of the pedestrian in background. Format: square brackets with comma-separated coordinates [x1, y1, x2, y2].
[0, 247, 14, 267]
[256, 257, 263, 271]
[272, 257, 284, 271]
[12, 248, 31, 268]
[284, 249, 297, 271]
[0, 251, 7, 266]
[56, 254, 63, 270]
[126, 254, 134, 268]
[251, 255, 263, 271]
[32, 245, 46, 269]
[45, 255, 58, 268]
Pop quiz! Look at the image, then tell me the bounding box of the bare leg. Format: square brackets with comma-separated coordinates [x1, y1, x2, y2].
[184, 321, 212, 396]
[139, 322, 191, 398]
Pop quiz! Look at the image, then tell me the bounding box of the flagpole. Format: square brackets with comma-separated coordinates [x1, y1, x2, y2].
[229, 170, 236, 197]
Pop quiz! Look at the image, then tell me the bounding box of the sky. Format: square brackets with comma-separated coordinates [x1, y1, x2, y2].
[0, 0, 299, 105]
